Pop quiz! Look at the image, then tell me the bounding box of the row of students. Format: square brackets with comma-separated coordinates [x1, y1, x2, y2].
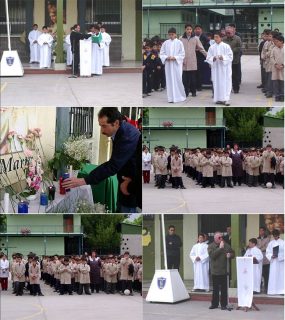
[258, 30, 284, 102]
[146, 144, 284, 189]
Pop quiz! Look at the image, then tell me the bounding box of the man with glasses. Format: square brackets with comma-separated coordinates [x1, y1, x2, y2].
[166, 225, 182, 270]
[208, 231, 234, 310]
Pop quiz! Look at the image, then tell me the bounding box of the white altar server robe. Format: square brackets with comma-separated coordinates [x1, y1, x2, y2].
[102, 32, 112, 66]
[160, 38, 186, 103]
[206, 42, 233, 102]
[38, 33, 53, 68]
[190, 242, 209, 290]
[28, 30, 41, 63]
[266, 238, 284, 295]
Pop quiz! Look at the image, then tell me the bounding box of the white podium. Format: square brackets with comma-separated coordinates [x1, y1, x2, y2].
[146, 269, 189, 303]
[0, 50, 24, 77]
[236, 257, 253, 308]
[79, 39, 92, 77]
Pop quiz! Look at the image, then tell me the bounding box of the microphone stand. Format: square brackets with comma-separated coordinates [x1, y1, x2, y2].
[226, 256, 233, 311]
[69, 38, 77, 78]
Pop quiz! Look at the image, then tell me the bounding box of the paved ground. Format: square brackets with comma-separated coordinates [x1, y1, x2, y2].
[143, 300, 284, 320]
[142, 55, 283, 107]
[0, 281, 142, 320]
[1, 73, 142, 107]
[142, 173, 284, 213]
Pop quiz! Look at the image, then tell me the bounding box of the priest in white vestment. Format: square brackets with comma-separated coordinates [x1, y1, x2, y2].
[101, 26, 112, 67]
[266, 229, 284, 295]
[89, 25, 104, 76]
[206, 32, 233, 106]
[64, 29, 73, 66]
[244, 238, 263, 293]
[37, 26, 54, 69]
[28, 24, 41, 63]
[160, 27, 186, 103]
[189, 234, 209, 291]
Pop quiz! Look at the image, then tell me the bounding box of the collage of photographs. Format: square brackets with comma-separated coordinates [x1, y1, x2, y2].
[0, 1, 284, 320]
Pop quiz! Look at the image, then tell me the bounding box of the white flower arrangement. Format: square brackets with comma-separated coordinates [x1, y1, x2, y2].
[63, 135, 89, 169]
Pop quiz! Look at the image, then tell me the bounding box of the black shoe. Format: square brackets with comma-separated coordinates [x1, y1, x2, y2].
[197, 88, 202, 91]
[228, 185, 233, 188]
[180, 186, 186, 189]
[192, 93, 196, 97]
[211, 186, 215, 188]
[209, 305, 218, 309]
[86, 293, 91, 295]
[38, 293, 44, 296]
[233, 90, 239, 94]
[221, 306, 227, 310]
[257, 84, 263, 88]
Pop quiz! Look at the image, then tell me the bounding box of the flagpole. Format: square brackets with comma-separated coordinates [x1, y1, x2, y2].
[161, 214, 168, 270]
[5, 0, 11, 51]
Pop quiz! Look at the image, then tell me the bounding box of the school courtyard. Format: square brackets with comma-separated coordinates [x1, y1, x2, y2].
[0, 72, 142, 107]
[0, 281, 142, 320]
[142, 55, 284, 107]
[142, 173, 284, 213]
[143, 300, 284, 320]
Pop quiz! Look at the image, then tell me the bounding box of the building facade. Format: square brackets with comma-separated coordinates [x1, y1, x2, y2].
[143, 107, 226, 150]
[143, 0, 284, 54]
[263, 115, 284, 148]
[0, 214, 83, 258]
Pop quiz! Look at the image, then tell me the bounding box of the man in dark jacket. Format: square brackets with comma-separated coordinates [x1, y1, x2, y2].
[166, 225, 183, 270]
[208, 231, 235, 310]
[70, 24, 92, 76]
[63, 108, 141, 213]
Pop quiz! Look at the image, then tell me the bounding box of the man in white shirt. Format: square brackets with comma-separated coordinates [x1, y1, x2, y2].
[28, 24, 41, 63]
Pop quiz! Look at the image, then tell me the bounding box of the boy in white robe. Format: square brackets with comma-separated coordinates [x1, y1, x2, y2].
[101, 26, 112, 67]
[28, 24, 41, 63]
[266, 229, 284, 295]
[244, 238, 263, 293]
[206, 32, 233, 106]
[160, 27, 186, 103]
[64, 27, 73, 66]
[190, 233, 209, 291]
[90, 24, 104, 76]
[37, 26, 54, 69]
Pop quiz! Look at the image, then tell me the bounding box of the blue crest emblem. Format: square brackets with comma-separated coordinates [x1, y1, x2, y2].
[6, 56, 14, 66]
[157, 277, 166, 289]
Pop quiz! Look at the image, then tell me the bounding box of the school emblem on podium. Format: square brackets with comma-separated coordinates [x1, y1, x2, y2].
[157, 277, 166, 289]
[6, 56, 14, 66]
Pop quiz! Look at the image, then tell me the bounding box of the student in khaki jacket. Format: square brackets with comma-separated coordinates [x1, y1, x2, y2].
[248, 148, 261, 187]
[271, 34, 284, 102]
[155, 147, 168, 189]
[200, 150, 215, 188]
[106, 256, 118, 294]
[220, 150, 233, 188]
[13, 255, 26, 296]
[59, 257, 73, 295]
[29, 257, 44, 296]
[171, 151, 186, 189]
[120, 251, 134, 296]
[78, 257, 91, 295]
[73, 257, 80, 293]
[262, 144, 277, 188]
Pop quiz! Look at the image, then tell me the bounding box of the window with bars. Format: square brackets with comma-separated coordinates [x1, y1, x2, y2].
[69, 107, 94, 138]
[121, 107, 142, 120]
[85, 0, 122, 34]
[0, 0, 26, 35]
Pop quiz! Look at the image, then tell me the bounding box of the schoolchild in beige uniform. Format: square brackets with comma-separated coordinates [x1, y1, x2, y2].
[106, 256, 118, 294]
[120, 251, 134, 296]
[59, 257, 73, 295]
[29, 257, 44, 296]
[78, 257, 91, 295]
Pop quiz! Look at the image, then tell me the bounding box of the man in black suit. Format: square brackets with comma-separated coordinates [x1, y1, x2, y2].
[194, 25, 210, 91]
[166, 225, 182, 270]
[63, 108, 141, 213]
[70, 24, 92, 76]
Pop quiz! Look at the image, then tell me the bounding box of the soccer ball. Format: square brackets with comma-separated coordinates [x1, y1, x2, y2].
[266, 182, 273, 188]
[124, 289, 130, 295]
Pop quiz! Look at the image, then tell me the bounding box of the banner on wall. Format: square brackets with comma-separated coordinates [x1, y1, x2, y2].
[45, 0, 67, 34]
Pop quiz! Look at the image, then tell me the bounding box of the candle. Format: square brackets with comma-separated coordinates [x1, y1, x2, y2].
[69, 165, 73, 178]
[4, 193, 9, 213]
